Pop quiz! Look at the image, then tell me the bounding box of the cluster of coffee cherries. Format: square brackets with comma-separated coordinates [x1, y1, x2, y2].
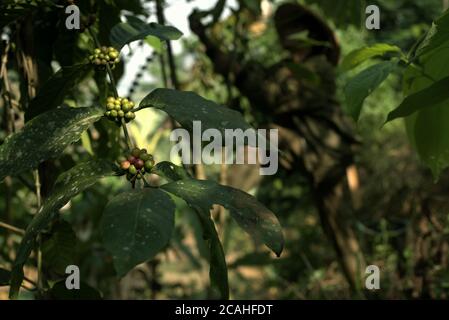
[89, 46, 120, 68]
[104, 96, 136, 124]
[117, 148, 155, 181]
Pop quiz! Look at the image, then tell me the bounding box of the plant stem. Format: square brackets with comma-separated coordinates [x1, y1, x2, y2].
[37, 236, 43, 291]
[33, 169, 43, 292]
[0, 221, 25, 235]
[156, 0, 179, 89]
[120, 118, 132, 150]
[88, 27, 133, 150]
[33, 170, 42, 208]
[105, 63, 119, 98]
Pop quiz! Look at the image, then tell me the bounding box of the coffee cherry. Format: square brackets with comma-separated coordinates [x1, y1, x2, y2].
[110, 110, 118, 118]
[122, 103, 131, 112]
[144, 159, 155, 171]
[140, 153, 151, 161]
[135, 159, 144, 169]
[129, 165, 137, 175]
[90, 47, 120, 68]
[131, 148, 141, 157]
[105, 111, 111, 117]
[128, 156, 136, 164]
[116, 156, 127, 164]
[125, 111, 135, 120]
[107, 103, 115, 110]
[118, 110, 125, 118]
[120, 160, 131, 170]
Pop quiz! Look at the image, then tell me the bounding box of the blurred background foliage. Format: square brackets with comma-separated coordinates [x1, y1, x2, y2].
[1, 0, 449, 299]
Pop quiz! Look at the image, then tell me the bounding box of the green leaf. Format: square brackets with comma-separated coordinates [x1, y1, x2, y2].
[110, 19, 183, 50]
[341, 44, 402, 71]
[9, 160, 116, 299]
[402, 45, 449, 179]
[192, 204, 229, 299]
[386, 76, 449, 122]
[344, 61, 397, 121]
[0, 107, 103, 182]
[0, 268, 11, 286]
[145, 36, 163, 54]
[26, 64, 92, 120]
[154, 163, 229, 299]
[139, 88, 262, 147]
[416, 9, 449, 57]
[151, 161, 191, 182]
[161, 179, 284, 256]
[100, 188, 176, 277]
[49, 280, 102, 300]
[41, 220, 78, 275]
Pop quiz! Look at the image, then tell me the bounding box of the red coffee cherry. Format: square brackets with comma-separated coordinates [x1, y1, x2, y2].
[135, 159, 144, 169]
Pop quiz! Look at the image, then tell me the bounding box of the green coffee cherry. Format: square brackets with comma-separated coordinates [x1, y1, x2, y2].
[125, 111, 135, 120]
[131, 148, 141, 157]
[122, 104, 131, 112]
[140, 153, 149, 161]
[89, 46, 120, 68]
[129, 164, 137, 175]
[104, 96, 137, 123]
[117, 156, 127, 164]
[144, 159, 155, 171]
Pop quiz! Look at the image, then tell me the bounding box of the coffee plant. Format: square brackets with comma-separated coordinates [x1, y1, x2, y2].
[343, 9, 449, 179]
[0, 1, 283, 300]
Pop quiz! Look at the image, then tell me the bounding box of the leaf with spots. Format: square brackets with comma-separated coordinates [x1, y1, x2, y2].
[151, 161, 191, 182]
[41, 220, 79, 276]
[9, 160, 117, 299]
[0, 107, 104, 182]
[161, 179, 284, 257]
[139, 89, 264, 147]
[110, 17, 183, 50]
[100, 188, 176, 277]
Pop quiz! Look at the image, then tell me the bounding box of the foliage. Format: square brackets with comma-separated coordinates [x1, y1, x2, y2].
[1, 0, 449, 301]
